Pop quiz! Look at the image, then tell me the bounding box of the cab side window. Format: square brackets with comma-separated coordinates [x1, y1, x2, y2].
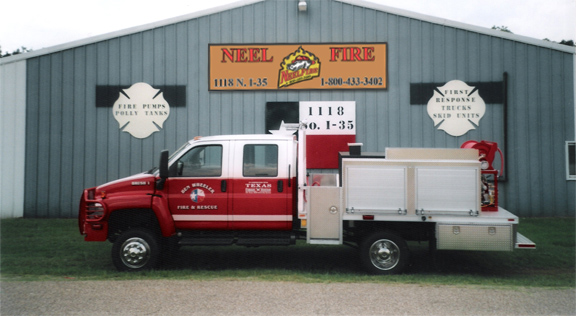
[243, 144, 278, 177]
[172, 145, 222, 177]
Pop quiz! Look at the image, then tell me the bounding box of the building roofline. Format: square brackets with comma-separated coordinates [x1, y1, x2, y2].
[337, 0, 576, 55]
[2, 0, 574, 65]
[0, 0, 264, 65]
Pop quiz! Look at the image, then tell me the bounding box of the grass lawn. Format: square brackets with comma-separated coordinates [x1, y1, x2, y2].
[0, 217, 573, 288]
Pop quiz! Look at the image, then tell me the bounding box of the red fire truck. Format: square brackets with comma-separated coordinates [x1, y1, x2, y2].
[78, 123, 535, 274]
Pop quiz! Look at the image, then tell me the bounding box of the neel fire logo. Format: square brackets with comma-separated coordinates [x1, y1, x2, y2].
[278, 46, 320, 88]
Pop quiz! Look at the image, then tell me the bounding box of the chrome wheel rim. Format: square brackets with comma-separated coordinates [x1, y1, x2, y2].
[120, 237, 151, 269]
[369, 239, 400, 270]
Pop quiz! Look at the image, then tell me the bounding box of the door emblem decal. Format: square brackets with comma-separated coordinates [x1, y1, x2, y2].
[190, 188, 206, 203]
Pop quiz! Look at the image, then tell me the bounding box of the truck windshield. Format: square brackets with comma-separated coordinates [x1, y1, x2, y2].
[146, 141, 192, 174]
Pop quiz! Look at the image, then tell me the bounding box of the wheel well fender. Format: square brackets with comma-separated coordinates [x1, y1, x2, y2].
[108, 209, 161, 242]
[151, 195, 176, 238]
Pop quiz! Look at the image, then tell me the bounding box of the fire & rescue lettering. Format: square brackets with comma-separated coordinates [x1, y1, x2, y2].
[176, 205, 218, 210]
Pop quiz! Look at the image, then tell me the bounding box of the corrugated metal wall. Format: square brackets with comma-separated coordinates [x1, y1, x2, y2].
[24, 0, 574, 217]
[0, 60, 26, 218]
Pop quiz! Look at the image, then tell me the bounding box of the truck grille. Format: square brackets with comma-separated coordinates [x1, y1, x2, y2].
[86, 202, 104, 220]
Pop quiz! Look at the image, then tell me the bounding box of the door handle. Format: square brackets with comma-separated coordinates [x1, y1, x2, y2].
[221, 180, 227, 192]
[277, 180, 283, 192]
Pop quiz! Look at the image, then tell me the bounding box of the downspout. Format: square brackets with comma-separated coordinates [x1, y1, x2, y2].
[501, 72, 508, 182]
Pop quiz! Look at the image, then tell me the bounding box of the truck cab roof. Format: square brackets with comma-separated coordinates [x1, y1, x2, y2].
[189, 134, 296, 144]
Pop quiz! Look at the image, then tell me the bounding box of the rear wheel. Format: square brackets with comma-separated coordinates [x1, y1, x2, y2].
[112, 228, 160, 271]
[360, 231, 409, 275]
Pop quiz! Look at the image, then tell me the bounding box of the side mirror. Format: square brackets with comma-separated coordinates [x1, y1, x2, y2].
[156, 150, 169, 190]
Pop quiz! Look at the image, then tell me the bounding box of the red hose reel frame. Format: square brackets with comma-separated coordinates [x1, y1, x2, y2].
[461, 140, 504, 177]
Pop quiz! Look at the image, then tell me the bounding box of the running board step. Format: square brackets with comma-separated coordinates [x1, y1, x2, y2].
[178, 231, 296, 247]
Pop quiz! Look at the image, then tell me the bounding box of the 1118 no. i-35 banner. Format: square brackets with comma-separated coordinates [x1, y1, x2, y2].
[209, 43, 387, 90]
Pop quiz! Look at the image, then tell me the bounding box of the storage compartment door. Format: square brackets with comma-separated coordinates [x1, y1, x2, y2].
[308, 187, 341, 244]
[345, 166, 406, 212]
[416, 167, 478, 214]
[437, 224, 513, 251]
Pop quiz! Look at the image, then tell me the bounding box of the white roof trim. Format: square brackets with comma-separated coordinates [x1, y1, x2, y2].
[337, 0, 575, 55]
[0, 0, 264, 65]
[194, 134, 294, 142]
[1, 0, 573, 65]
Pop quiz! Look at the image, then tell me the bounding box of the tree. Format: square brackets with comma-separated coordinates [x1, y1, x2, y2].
[0, 46, 32, 58]
[491, 25, 513, 33]
[543, 39, 575, 47]
[494, 28, 574, 47]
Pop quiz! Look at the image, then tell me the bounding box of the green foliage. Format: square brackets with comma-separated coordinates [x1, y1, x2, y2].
[491, 25, 513, 33]
[1, 218, 574, 288]
[0, 46, 32, 58]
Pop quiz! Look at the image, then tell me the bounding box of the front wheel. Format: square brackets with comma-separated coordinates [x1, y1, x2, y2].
[360, 231, 409, 275]
[112, 228, 160, 271]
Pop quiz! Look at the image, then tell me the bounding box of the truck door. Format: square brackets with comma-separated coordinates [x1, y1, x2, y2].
[167, 141, 229, 230]
[230, 140, 293, 230]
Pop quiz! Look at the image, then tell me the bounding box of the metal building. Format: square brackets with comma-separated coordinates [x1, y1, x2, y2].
[1, 0, 574, 218]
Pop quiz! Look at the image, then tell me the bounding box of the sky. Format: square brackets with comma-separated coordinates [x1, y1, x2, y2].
[1, 0, 574, 53]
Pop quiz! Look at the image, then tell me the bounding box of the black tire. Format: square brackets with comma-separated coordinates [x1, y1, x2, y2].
[360, 231, 409, 275]
[111, 228, 161, 271]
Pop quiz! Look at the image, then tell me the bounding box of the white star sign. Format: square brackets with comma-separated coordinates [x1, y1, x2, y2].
[112, 82, 170, 139]
[427, 80, 486, 137]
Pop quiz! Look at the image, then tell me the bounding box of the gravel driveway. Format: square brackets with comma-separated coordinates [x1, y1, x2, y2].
[1, 280, 574, 315]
